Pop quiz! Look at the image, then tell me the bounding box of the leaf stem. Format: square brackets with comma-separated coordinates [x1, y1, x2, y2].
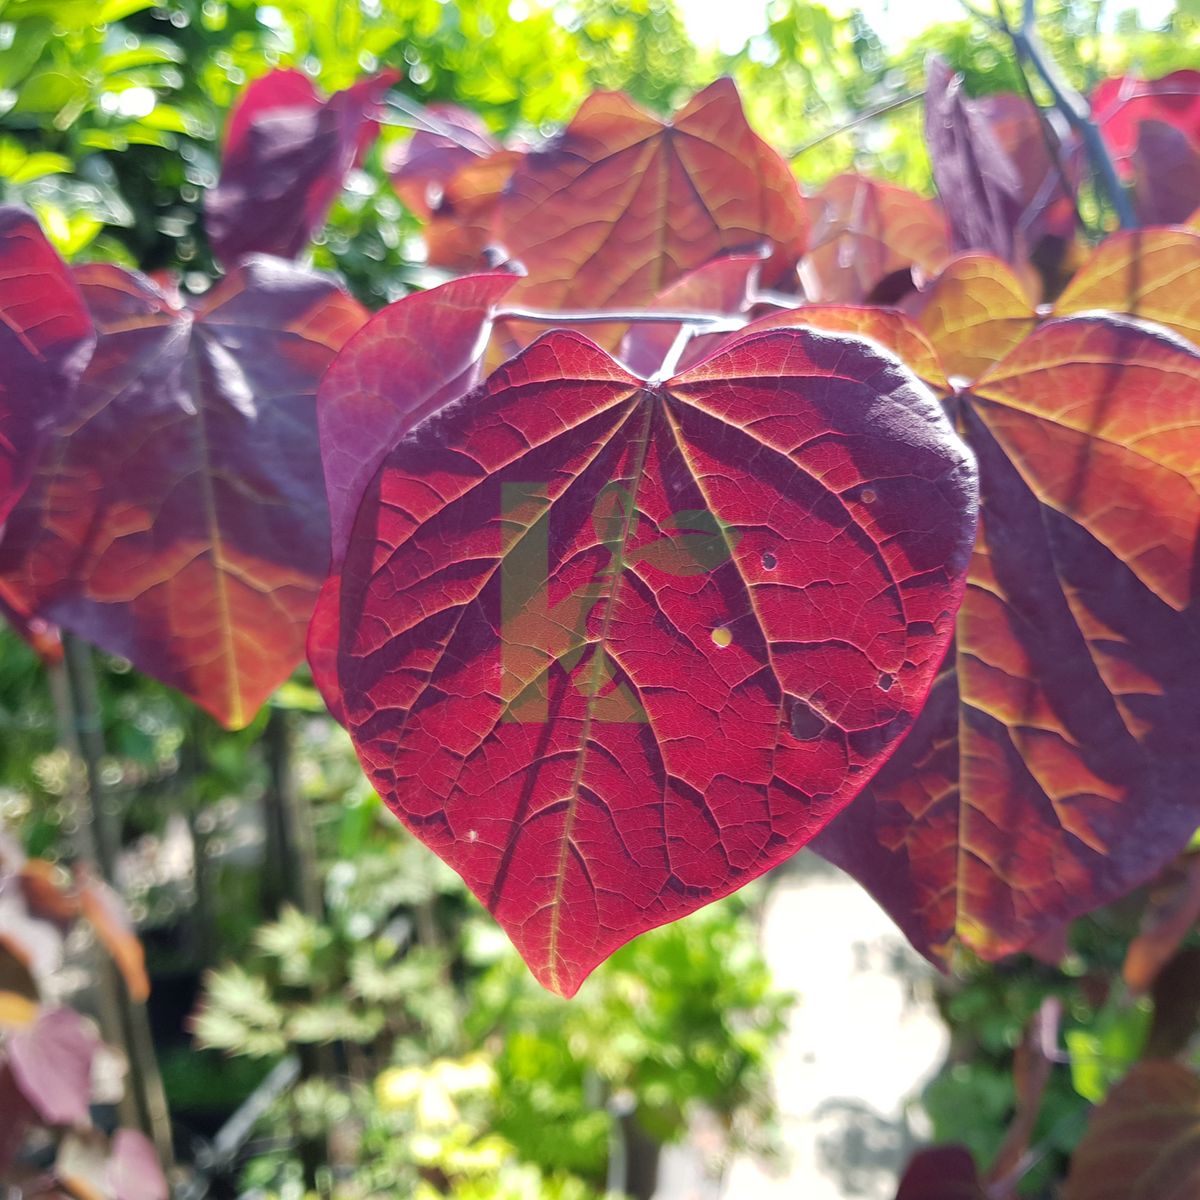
[54, 636, 175, 1172]
[375, 94, 494, 157]
[787, 91, 925, 159]
[494, 307, 749, 328]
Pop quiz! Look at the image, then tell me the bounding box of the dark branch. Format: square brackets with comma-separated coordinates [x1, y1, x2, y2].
[1007, 0, 1135, 228]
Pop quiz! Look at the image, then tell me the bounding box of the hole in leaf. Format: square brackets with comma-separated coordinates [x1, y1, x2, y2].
[711, 626, 733, 649]
[878, 672, 894, 691]
[788, 698, 826, 741]
[761, 551, 778, 570]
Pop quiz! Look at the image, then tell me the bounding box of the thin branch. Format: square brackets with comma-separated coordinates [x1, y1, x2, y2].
[375, 93, 493, 157]
[993, 0, 1091, 238]
[650, 324, 702, 382]
[1007, 0, 1135, 228]
[788, 91, 924, 159]
[751, 289, 805, 311]
[495, 306, 750, 328]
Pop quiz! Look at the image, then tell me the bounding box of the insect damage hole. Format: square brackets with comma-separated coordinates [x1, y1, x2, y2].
[711, 626, 733, 649]
[761, 550, 778, 570]
[878, 672, 894, 691]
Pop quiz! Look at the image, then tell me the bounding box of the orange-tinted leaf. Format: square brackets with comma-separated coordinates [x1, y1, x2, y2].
[746, 304, 949, 392]
[423, 149, 524, 271]
[1055, 228, 1200, 347]
[19, 859, 78, 925]
[329, 325, 977, 995]
[1123, 853, 1200, 994]
[800, 174, 950, 304]
[496, 79, 806, 347]
[207, 68, 399, 265]
[77, 872, 149, 1004]
[820, 316, 1200, 965]
[1065, 1061, 1200, 1200]
[0, 259, 366, 728]
[0, 208, 95, 524]
[387, 110, 522, 272]
[0, 990, 38, 1029]
[911, 255, 1037, 381]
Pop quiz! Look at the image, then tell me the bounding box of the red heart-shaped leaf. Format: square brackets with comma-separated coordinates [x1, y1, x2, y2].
[328, 324, 977, 994]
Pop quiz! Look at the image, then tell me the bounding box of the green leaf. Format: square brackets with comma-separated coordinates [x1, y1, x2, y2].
[95, 0, 156, 19]
[1067, 998, 1152, 1102]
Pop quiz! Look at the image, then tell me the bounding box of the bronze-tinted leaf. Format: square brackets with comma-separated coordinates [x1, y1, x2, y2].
[423, 149, 524, 271]
[800, 174, 950, 304]
[911, 254, 1037, 381]
[388, 102, 497, 217]
[1055, 229, 1200, 347]
[1065, 1061, 1200, 1200]
[77, 869, 149, 1004]
[0, 258, 366, 728]
[820, 316, 1200, 965]
[746, 304, 949, 392]
[496, 79, 806, 347]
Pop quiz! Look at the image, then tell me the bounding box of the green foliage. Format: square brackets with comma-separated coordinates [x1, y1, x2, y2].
[467, 892, 791, 1177]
